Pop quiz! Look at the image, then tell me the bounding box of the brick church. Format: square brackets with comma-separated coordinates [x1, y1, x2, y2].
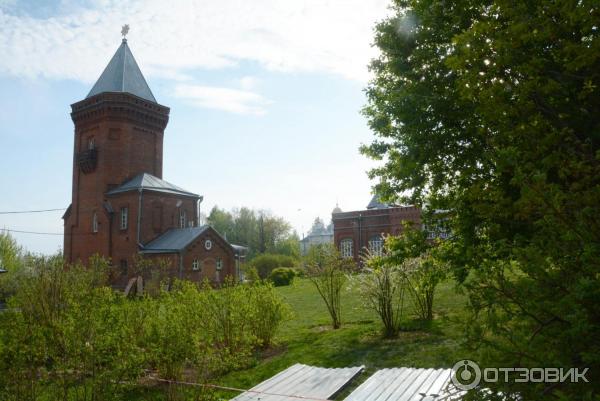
[63, 36, 245, 287]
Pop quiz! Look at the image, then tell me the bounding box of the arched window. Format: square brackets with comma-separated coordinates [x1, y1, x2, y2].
[340, 238, 353, 258]
[92, 212, 98, 233]
[88, 137, 95, 150]
[368, 235, 383, 256]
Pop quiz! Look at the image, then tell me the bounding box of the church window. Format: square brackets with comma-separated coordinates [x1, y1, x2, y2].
[192, 259, 200, 271]
[92, 212, 98, 233]
[120, 207, 128, 230]
[216, 258, 223, 271]
[340, 238, 353, 258]
[88, 137, 95, 150]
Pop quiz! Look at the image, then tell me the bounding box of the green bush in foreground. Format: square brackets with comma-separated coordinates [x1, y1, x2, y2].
[0, 255, 289, 401]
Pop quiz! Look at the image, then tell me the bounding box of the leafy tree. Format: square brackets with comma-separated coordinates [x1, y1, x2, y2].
[207, 206, 296, 259]
[364, 0, 600, 398]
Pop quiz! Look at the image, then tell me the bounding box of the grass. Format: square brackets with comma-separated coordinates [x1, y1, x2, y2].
[213, 276, 471, 399]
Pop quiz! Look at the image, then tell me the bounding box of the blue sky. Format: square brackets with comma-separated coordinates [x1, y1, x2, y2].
[0, 0, 391, 254]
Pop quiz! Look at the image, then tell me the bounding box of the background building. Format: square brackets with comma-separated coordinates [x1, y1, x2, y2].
[332, 195, 421, 263]
[299, 214, 335, 255]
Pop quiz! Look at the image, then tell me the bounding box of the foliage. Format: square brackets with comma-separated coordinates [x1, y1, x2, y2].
[250, 253, 296, 279]
[0, 231, 23, 300]
[363, 0, 600, 398]
[246, 282, 290, 347]
[0, 255, 144, 401]
[305, 244, 351, 329]
[382, 230, 448, 321]
[207, 206, 296, 259]
[269, 267, 296, 287]
[242, 265, 260, 283]
[402, 252, 447, 321]
[358, 250, 408, 337]
[0, 254, 290, 401]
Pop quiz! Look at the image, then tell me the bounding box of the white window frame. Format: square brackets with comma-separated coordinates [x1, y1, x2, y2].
[368, 236, 383, 256]
[340, 238, 353, 258]
[216, 258, 223, 271]
[120, 207, 128, 230]
[92, 212, 98, 233]
[192, 259, 200, 271]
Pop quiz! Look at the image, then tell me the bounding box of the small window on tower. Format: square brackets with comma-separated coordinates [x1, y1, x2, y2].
[88, 137, 95, 150]
[179, 210, 186, 228]
[92, 212, 98, 233]
[120, 207, 128, 230]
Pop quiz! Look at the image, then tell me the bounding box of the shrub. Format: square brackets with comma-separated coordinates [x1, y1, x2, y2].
[359, 250, 408, 338]
[250, 253, 296, 278]
[305, 244, 352, 329]
[247, 282, 290, 347]
[269, 267, 296, 286]
[403, 251, 447, 321]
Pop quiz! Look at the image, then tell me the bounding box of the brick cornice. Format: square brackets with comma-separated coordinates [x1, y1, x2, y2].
[71, 92, 170, 131]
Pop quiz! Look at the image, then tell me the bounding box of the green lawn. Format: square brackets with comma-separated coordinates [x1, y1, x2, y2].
[213, 277, 470, 399]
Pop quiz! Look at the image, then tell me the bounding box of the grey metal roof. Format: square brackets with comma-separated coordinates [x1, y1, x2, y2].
[141, 226, 209, 253]
[367, 194, 392, 210]
[87, 39, 156, 102]
[231, 363, 364, 401]
[106, 173, 200, 198]
[343, 367, 463, 401]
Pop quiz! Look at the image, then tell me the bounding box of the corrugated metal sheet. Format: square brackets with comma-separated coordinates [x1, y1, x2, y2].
[231, 363, 364, 401]
[343, 368, 464, 401]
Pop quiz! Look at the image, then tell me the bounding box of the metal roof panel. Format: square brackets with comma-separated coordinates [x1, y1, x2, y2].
[231, 363, 364, 401]
[343, 368, 463, 401]
[87, 39, 156, 102]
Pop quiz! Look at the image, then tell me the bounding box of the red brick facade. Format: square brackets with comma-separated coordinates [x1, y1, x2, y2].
[63, 46, 240, 287]
[63, 93, 171, 266]
[332, 206, 421, 263]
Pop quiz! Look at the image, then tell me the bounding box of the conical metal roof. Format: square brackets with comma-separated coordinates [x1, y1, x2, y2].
[86, 39, 156, 102]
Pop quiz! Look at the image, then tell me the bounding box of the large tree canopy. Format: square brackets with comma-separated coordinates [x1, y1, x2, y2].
[363, 1, 599, 399]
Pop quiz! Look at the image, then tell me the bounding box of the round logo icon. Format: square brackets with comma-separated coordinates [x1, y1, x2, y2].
[204, 239, 212, 250]
[451, 359, 481, 390]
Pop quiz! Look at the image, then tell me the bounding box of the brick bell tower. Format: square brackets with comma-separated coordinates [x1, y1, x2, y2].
[63, 35, 170, 264]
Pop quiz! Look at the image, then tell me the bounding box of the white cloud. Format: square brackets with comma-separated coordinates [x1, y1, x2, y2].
[173, 84, 272, 116]
[0, 0, 391, 83]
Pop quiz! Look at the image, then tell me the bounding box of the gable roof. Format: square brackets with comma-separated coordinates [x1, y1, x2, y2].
[87, 39, 157, 103]
[141, 226, 235, 254]
[106, 173, 200, 198]
[141, 226, 210, 254]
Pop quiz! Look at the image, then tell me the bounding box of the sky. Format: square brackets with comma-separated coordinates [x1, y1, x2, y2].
[0, 0, 392, 255]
